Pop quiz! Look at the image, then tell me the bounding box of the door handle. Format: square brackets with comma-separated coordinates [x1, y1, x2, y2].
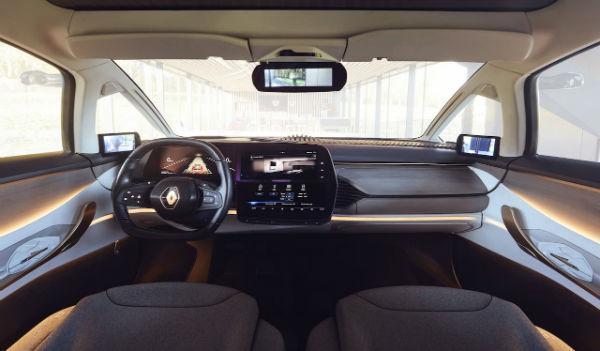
[500, 205, 539, 258]
[0, 202, 96, 289]
[501, 205, 599, 296]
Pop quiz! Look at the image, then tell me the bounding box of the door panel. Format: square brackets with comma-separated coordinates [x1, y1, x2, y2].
[459, 165, 600, 305]
[455, 156, 600, 351]
[0, 155, 140, 348]
[0, 167, 94, 244]
[504, 167, 600, 247]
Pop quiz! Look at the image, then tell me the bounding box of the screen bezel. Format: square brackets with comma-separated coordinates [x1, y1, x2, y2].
[235, 143, 337, 225]
[456, 134, 501, 159]
[252, 61, 347, 92]
[98, 132, 141, 155]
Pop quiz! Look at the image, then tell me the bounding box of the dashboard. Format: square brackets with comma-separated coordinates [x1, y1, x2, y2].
[142, 141, 337, 225]
[137, 137, 493, 231]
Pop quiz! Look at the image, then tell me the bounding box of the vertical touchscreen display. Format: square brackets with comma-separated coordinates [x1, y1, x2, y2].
[236, 147, 336, 225]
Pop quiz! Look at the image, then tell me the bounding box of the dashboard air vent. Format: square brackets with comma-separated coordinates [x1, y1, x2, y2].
[335, 178, 366, 208]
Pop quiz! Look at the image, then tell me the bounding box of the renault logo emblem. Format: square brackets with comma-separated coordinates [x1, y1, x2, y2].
[160, 186, 180, 209]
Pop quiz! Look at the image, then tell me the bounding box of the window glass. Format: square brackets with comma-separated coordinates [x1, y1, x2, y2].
[438, 95, 503, 142]
[537, 45, 600, 162]
[116, 59, 482, 138]
[0, 42, 64, 158]
[96, 93, 164, 140]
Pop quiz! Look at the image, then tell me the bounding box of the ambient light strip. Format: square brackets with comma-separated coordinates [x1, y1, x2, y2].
[225, 210, 478, 223]
[91, 208, 158, 226]
[90, 214, 114, 226]
[90, 209, 478, 225]
[0, 184, 90, 238]
[330, 215, 480, 223]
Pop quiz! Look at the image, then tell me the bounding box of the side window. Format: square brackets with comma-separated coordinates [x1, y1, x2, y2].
[437, 94, 503, 142]
[0, 41, 64, 158]
[96, 92, 164, 140]
[536, 45, 600, 162]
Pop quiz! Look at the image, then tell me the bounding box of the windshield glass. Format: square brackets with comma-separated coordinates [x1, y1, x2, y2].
[116, 59, 481, 138]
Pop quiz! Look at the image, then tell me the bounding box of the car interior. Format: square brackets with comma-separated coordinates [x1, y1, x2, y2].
[1, 0, 600, 350]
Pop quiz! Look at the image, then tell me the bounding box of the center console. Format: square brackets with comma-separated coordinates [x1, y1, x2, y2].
[235, 143, 337, 224]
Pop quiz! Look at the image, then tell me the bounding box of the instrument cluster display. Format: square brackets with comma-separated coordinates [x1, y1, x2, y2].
[141, 142, 336, 225]
[143, 146, 224, 181]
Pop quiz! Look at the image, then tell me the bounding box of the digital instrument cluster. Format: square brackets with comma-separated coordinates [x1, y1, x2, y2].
[143, 146, 221, 181]
[142, 142, 337, 225]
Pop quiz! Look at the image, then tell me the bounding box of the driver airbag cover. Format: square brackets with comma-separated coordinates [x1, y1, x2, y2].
[36, 283, 260, 351]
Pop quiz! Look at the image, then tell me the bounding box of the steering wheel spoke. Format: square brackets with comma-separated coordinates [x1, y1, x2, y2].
[198, 184, 223, 210]
[119, 181, 155, 208]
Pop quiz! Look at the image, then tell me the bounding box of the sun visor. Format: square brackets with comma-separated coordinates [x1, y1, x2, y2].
[67, 33, 252, 60]
[345, 29, 533, 62]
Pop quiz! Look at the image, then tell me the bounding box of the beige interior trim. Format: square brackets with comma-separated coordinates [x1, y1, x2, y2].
[249, 38, 346, 61]
[425, 64, 524, 156]
[345, 29, 534, 62]
[67, 33, 252, 60]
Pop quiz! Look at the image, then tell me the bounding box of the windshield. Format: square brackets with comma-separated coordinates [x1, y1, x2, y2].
[116, 59, 481, 139]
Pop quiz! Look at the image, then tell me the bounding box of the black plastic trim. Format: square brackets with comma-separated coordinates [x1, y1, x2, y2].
[523, 71, 538, 156]
[327, 145, 471, 164]
[61, 69, 76, 153]
[79, 152, 127, 167]
[509, 155, 600, 190]
[0, 153, 91, 184]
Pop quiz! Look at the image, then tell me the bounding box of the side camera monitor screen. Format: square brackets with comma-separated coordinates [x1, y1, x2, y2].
[263, 68, 333, 88]
[457, 134, 500, 158]
[98, 133, 139, 155]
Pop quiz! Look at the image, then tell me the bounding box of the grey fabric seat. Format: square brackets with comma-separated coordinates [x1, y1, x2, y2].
[10, 282, 284, 351]
[307, 286, 568, 351]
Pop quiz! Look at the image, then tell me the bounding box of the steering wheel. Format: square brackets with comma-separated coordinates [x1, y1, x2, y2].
[111, 138, 233, 240]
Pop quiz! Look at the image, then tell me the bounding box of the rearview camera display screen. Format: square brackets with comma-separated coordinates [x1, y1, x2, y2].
[264, 68, 333, 87]
[101, 133, 136, 154]
[460, 135, 498, 157]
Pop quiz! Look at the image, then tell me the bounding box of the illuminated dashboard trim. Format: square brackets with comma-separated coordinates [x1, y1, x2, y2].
[120, 208, 478, 224]
[96, 208, 480, 233]
[330, 214, 480, 223]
